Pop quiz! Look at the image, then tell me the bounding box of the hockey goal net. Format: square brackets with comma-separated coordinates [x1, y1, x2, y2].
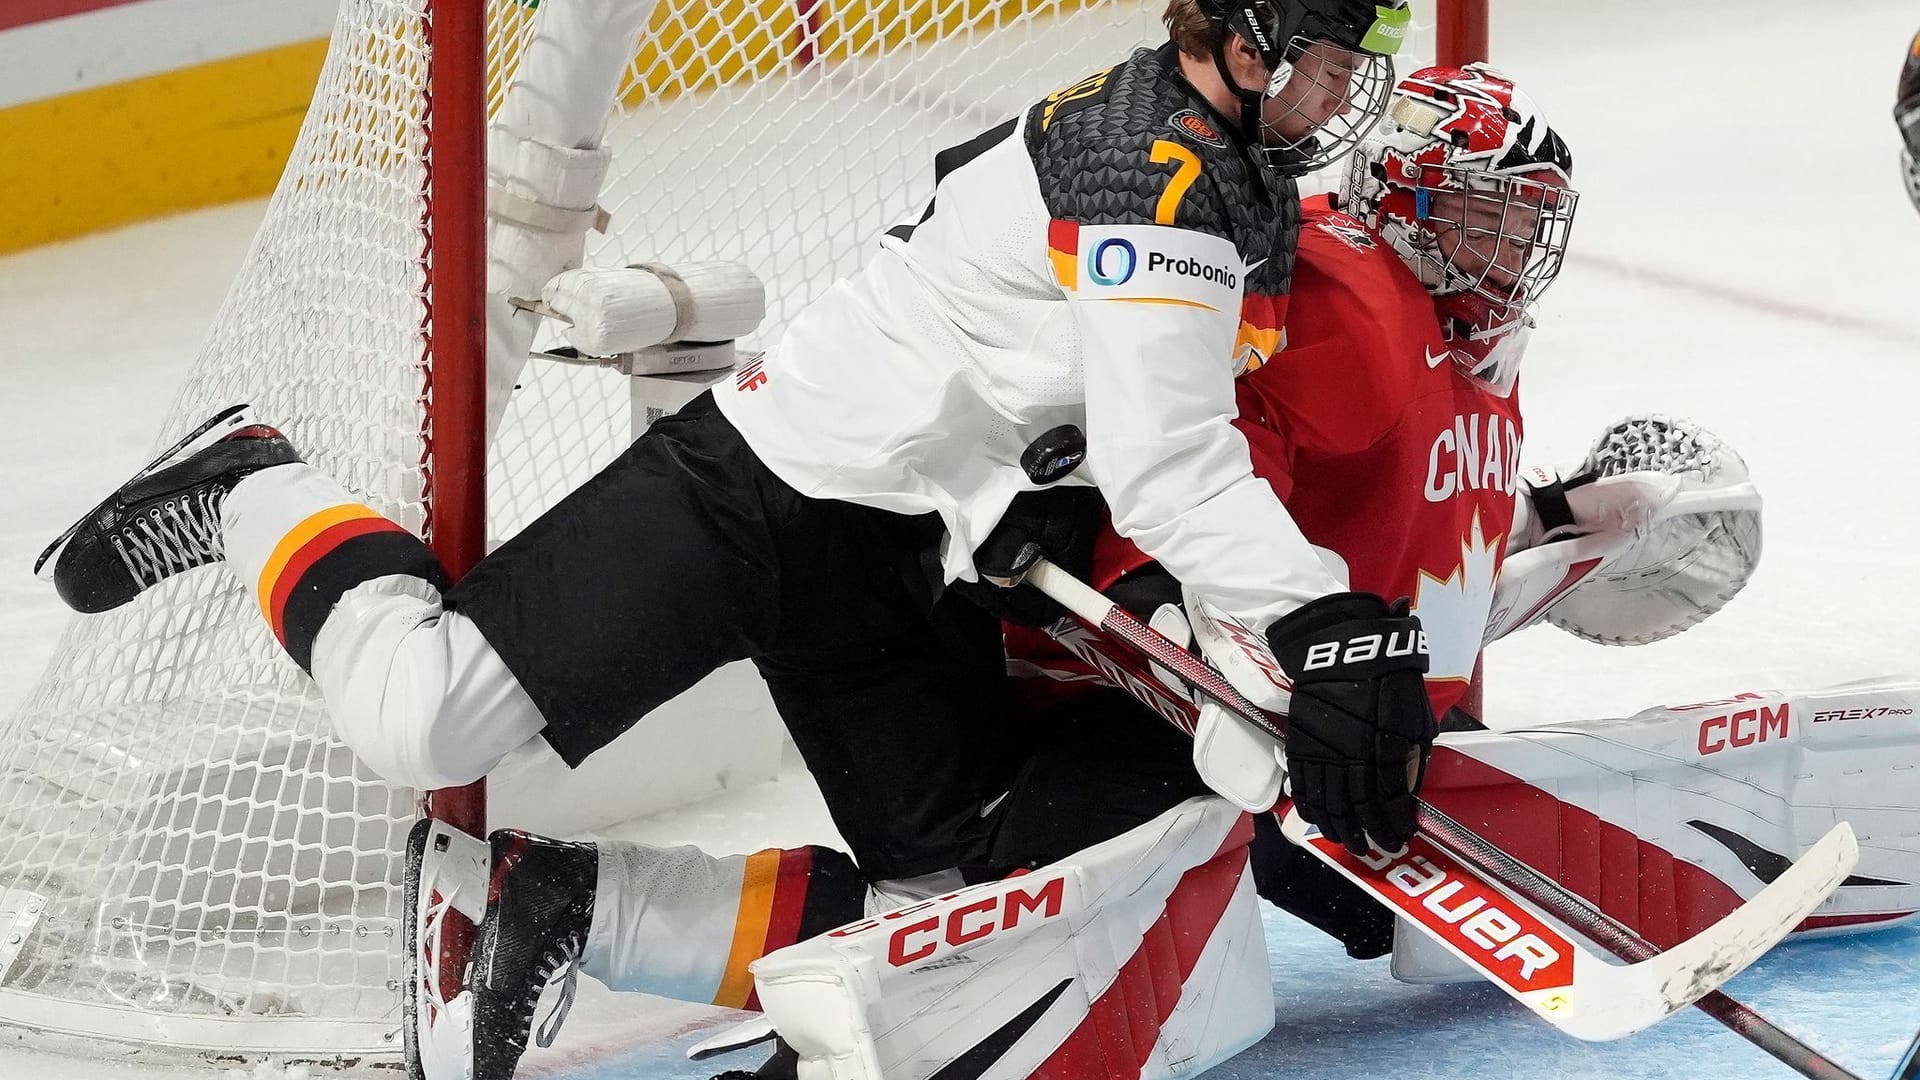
[0, 0, 1461, 1064]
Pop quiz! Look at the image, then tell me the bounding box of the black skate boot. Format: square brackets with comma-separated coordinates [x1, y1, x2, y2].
[36, 404, 300, 613]
[467, 829, 598, 1080]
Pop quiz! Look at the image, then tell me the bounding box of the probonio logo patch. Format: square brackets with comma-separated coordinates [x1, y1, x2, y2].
[1087, 237, 1137, 285]
[1147, 251, 1238, 289]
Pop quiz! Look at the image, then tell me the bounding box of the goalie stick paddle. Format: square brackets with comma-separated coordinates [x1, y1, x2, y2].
[1022, 558, 1863, 1077]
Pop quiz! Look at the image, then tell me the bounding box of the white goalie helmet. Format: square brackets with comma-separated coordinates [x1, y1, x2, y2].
[1344, 64, 1578, 396]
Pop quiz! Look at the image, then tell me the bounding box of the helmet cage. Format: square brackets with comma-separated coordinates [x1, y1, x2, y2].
[1347, 64, 1579, 312]
[1203, 1, 1408, 174]
[1408, 166, 1578, 312]
[1261, 38, 1396, 172]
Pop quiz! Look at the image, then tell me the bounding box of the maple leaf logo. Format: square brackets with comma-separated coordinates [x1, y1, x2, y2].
[1318, 213, 1378, 251]
[1413, 510, 1504, 684]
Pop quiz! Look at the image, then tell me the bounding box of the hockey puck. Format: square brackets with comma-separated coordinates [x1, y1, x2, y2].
[1020, 424, 1087, 485]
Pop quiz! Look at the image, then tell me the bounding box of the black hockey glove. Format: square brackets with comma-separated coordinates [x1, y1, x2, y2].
[1268, 592, 1439, 857]
[951, 487, 1106, 627]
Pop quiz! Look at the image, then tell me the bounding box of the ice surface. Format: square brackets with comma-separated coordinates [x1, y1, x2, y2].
[516, 913, 1920, 1080]
[4, 0, 1920, 1076]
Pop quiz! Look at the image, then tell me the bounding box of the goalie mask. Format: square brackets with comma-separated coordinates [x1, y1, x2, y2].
[1195, 0, 1410, 174]
[1346, 64, 1578, 396]
[1898, 30, 1920, 213]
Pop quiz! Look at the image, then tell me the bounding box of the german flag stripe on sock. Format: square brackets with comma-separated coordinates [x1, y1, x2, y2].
[792, 846, 867, 944]
[257, 504, 442, 672]
[713, 846, 867, 1011]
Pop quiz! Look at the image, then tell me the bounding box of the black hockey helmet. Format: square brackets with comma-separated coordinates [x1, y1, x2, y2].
[1195, 0, 1410, 174]
[1898, 30, 1920, 212]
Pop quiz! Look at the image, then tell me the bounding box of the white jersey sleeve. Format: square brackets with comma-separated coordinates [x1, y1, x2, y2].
[1060, 218, 1343, 628]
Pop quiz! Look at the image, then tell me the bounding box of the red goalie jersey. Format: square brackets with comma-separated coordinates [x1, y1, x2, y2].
[1013, 195, 1524, 717]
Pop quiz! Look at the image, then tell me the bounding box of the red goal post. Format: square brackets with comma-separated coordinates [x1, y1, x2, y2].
[1436, 0, 1492, 723]
[1438, 0, 1489, 69]
[422, 0, 490, 1004]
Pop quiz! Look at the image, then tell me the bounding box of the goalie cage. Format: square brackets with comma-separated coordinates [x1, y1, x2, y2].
[0, 0, 1454, 1067]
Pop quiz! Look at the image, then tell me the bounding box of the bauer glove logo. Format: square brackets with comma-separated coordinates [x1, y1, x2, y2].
[1301, 628, 1428, 672]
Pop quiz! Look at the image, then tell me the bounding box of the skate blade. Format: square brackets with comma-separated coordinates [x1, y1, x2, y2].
[404, 818, 490, 1080]
[33, 404, 255, 580]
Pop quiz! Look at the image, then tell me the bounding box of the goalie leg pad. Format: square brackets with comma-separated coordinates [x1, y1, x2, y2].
[539, 262, 767, 358]
[484, 0, 655, 295]
[481, 0, 654, 434]
[748, 798, 1272, 1080]
[487, 128, 611, 299]
[1393, 678, 1920, 984]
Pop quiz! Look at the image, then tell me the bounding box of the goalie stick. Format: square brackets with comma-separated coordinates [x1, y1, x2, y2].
[1021, 558, 1863, 1078]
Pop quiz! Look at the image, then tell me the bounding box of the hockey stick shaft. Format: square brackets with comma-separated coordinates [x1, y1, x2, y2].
[1023, 558, 1860, 1080]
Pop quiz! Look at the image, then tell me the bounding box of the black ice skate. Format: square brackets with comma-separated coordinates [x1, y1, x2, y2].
[466, 829, 598, 1080]
[36, 404, 300, 613]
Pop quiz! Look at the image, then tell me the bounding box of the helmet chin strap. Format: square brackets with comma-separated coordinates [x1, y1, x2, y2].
[1209, 41, 1316, 173]
[1208, 39, 1267, 152]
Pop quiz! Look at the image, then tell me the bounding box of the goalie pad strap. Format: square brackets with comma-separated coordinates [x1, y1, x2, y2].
[635, 261, 697, 342]
[487, 187, 609, 236]
[1521, 468, 1580, 540]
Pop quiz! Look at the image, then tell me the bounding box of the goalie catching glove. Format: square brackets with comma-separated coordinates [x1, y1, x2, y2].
[1268, 592, 1438, 856]
[1486, 414, 1762, 646]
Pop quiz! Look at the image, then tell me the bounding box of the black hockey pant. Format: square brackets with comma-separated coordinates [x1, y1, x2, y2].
[448, 392, 1020, 881]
